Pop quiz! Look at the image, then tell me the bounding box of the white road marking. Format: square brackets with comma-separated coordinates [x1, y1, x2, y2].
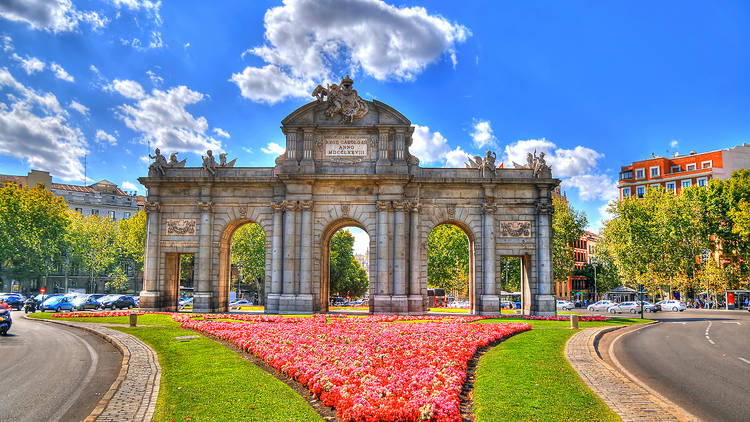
[721, 321, 741, 325]
[708, 339, 715, 345]
[739, 357, 750, 365]
[705, 321, 714, 345]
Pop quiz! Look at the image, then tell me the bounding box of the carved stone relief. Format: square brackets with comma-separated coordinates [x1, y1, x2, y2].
[499, 221, 532, 237]
[166, 219, 197, 235]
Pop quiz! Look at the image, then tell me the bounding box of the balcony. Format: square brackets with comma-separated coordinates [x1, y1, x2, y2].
[619, 170, 633, 181]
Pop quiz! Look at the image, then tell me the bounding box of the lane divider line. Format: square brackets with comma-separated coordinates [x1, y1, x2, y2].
[739, 357, 750, 365]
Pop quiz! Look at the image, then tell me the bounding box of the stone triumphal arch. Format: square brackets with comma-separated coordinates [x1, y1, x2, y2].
[138, 76, 559, 315]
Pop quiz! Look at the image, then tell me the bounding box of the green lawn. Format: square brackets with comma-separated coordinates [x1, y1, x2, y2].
[29, 313, 321, 422]
[478, 316, 649, 328]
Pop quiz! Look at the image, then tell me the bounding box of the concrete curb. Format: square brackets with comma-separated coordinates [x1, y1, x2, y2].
[565, 325, 697, 422]
[24, 316, 160, 421]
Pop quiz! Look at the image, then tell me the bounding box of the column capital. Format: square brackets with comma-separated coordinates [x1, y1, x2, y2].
[144, 201, 160, 213]
[536, 200, 554, 215]
[299, 200, 314, 210]
[392, 200, 407, 211]
[270, 201, 284, 212]
[282, 200, 298, 211]
[197, 201, 214, 213]
[482, 203, 497, 214]
[406, 201, 420, 213]
[376, 200, 392, 211]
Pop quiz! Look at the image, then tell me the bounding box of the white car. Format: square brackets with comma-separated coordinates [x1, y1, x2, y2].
[587, 300, 614, 312]
[607, 302, 642, 314]
[556, 300, 574, 311]
[656, 300, 686, 312]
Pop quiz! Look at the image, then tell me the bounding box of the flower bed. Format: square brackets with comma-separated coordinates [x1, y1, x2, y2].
[180, 317, 530, 421]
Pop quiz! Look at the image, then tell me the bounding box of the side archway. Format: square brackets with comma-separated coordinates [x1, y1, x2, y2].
[217, 218, 270, 312]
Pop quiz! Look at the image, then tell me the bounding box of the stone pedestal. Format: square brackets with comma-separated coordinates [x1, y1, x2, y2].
[479, 294, 500, 315]
[294, 294, 314, 312]
[372, 295, 392, 314]
[193, 292, 213, 313]
[390, 295, 408, 314]
[407, 295, 423, 314]
[266, 294, 280, 314]
[533, 294, 557, 316]
[278, 294, 297, 313]
[138, 291, 160, 312]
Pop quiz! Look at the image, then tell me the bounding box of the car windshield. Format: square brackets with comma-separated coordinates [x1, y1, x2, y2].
[42, 297, 61, 305]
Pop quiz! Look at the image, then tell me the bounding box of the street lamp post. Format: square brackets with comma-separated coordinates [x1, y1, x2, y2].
[591, 256, 597, 302]
[504, 260, 510, 292]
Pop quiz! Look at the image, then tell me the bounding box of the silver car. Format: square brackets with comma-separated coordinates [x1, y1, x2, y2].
[587, 300, 614, 312]
[607, 302, 641, 314]
[656, 300, 686, 312]
[556, 300, 574, 311]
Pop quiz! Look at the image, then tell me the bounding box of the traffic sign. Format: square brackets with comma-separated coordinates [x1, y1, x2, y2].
[40, 287, 46, 295]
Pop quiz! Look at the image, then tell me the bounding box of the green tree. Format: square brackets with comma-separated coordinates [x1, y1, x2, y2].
[106, 265, 130, 292]
[427, 224, 469, 298]
[67, 211, 118, 293]
[0, 183, 70, 285]
[552, 197, 587, 285]
[230, 223, 266, 302]
[116, 210, 147, 272]
[498, 257, 522, 293]
[329, 230, 369, 298]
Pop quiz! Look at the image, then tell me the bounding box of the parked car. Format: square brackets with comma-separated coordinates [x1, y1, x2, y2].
[98, 295, 136, 310]
[39, 295, 75, 312]
[587, 300, 615, 312]
[0, 294, 24, 310]
[642, 301, 660, 312]
[607, 302, 642, 314]
[179, 297, 193, 310]
[71, 294, 101, 311]
[656, 300, 686, 312]
[556, 300, 575, 311]
[501, 300, 515, 309]
[34, 293, 63, 304]
[229, 299, 253, 307]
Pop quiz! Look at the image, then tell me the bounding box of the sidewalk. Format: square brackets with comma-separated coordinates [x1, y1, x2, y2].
[28, 317, 161, 422]
[565, 326, 692, 422]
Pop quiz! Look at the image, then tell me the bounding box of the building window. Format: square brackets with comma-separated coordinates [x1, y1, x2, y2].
[622, 187, 631, 198]
[650, 183, 660, 189]
[697, 177, 708, 187]
[108, 211, 116, 219]
[91, 209, 99, 216]
[636, 186, 645, 198]
[125, 212, 132, 219]
[701, 160, 712, 169]
[686, 163, 697, 171]
[74, 207, 83, 213]
[666, 181, 676, 193]
[620, 170, 633, 180]
[650, 166, 660, 178]
[635, 168, 645, 179]
[682, 179, 692, 189]
[670, 165, 681, 173]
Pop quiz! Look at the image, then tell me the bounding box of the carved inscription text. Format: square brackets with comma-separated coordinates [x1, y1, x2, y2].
[325, 135, 368, 157]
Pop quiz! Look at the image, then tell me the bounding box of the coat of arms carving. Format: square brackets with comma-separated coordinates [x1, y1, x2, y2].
[312, 75, 369, 123]
[499, 221, 532, 237]
[166, 219, 197, 235]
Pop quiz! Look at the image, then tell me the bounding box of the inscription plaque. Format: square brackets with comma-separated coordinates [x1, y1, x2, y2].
[325, 136, 368, 157]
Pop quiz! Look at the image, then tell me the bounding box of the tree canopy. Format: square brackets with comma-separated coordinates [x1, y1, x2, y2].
[427, 224, 469, 297]
[329, 229, 369, 298]
[552, 196, 587, 284]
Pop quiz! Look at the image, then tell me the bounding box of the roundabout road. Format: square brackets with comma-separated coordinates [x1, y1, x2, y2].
[608, 309, 750, 422]
[0, 311, 121, 422]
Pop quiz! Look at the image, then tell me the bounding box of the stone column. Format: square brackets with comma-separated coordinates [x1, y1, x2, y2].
[535, 197, 556, 316]
[407, 202, 423, 314]
[139, 201, 160, 310]
[194, 201, 214, 313]
[280, 200, 298, 311]
[392, 200, 408, 313]
[376, 128, 390, 172]
[284, 130, 297, 163]
[267, 201, 284, 313]
[296, 200, 314, 310]
[300, 130, 315, 173]
[375, 200, 392, 312]
[480, 202, 500, 315]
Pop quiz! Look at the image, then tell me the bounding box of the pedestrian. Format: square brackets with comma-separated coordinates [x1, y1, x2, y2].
[745, 297, 749, 309]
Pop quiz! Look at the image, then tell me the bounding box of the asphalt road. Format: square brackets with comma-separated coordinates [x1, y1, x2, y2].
[0, 311, 121, 422]
[610, 309, 750, 422]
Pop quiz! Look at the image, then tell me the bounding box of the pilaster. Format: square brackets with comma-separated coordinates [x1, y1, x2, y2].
[139, 201, 161, 311]
[534, 195, 556, 316]
[267, 201, 284, 313]
[392, 200, 408, 313]
[479, 201, 500, 315]
[296, 200, 314, 311]
[279, 200, 298, 312]
[407, 202, 423, 314]
[374, 199, 392, 313]
[194, 200, 214, 313]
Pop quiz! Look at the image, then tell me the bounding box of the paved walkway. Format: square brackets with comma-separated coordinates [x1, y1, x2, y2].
[565, 326, 690, 422]
[30, 318, 161, 422]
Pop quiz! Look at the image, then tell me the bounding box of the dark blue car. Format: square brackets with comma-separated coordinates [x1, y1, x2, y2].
[97, 295, 136, 310]
[0, 294, 24, 310]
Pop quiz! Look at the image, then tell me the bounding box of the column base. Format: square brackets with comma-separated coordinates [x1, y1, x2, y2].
[278, 294, 297, 313]
[138, 291, 160, 311]
[407, 295, 424, 314]
[372, 295, 393, 314]
[294, 294, 314, 312]
[479, 294, 500, 315]
[390, 295, 408, 314]
[531, 294, 557, 316]
[266, 294, 281, 314]
[193, 292, 213, 313]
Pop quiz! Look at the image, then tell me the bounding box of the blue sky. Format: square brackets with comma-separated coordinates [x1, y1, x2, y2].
[1, 0, 749, 239]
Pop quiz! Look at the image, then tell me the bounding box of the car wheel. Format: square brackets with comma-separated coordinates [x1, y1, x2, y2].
[56, 306, 61, 312]
[609, 309, 615, 314]
[672, 306, 678, 311]
[630, 309, 637, 314]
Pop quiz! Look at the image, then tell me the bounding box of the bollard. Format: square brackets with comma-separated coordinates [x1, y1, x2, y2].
[570, 314, 579, 329]
[129, 312, 137, 327]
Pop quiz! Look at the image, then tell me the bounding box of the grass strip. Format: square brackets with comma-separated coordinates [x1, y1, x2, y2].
[473, 328, 619, 422]
[478, 316, 648, 328]
[29, 313, 322, 421]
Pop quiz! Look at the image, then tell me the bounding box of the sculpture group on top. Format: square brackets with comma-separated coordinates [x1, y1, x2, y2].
[312, 75, 369, 123]
[148, 148, 236, 177]
[465, 150, 497, 177]
[513, 150, 551, 178]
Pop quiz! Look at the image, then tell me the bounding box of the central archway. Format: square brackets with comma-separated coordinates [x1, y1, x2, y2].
[319, 218, 372, 313]
[217, 218, 269, 312]
[426, 221, 476, 314]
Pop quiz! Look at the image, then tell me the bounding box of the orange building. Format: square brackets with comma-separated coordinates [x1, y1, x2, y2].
[556, 231, 599, 300]
[618, 144, 750, 200]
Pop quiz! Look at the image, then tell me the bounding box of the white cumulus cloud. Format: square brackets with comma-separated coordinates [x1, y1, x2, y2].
[0, 67, 86, 181]
[670, 139, 679, 149]
[69, 100, 89, 116]
[0, 0, 107, 33]
[261, 142, 285, 155]
[232, 0, 470, 103]
[504, 138, 602, 178]
[470, 119, 497, 149]
[95, 129, 117, 145]
[112, 82, 223, 154]
[2, 35, 12, 52]
[561, 174, 619, 202]
[12, 53, 45, 74]
[121, 180, 139, 192]
[50, 62, 74, 82]
[213, 127, 230, 139]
